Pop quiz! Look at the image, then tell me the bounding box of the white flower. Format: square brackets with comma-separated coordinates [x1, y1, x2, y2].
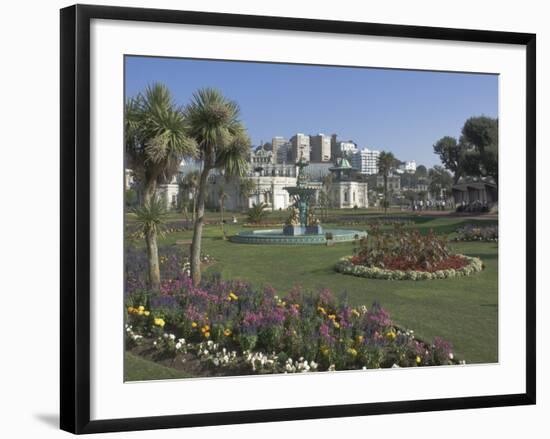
[392, 364, 400, 368]
[169, 334, 176, 340]
[449, 353, 454, 360]
[175, 342, 182, 350]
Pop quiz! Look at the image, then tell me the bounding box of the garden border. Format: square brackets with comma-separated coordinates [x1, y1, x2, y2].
[335, 255, 483, 280]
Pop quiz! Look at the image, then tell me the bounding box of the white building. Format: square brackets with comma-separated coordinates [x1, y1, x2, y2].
[290, 133, 310, 162]
[326, 158, 369, 208]
[206, 174, 297, 211]
[330, 134, 358, 159]
[351, 148, 380, 175]
[309, 133, 331, 162]
[401, 160, 417, 173]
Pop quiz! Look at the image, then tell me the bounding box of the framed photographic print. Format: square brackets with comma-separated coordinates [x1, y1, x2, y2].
[60, 4, 536, 434]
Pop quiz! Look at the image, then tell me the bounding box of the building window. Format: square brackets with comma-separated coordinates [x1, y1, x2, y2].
[344, 191, 348, 202]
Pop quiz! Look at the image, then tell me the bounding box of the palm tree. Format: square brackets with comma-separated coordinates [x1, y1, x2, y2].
[132, 197, 168, 292]
[247, 202, 269, 224]
[377, 151, 395, 214]
[185, 88, 250, 285]
[180, 170, 200, 221]
[218, 186, 229, 235]
[238, 178, 256, 210]
[125, 83, 196, 291]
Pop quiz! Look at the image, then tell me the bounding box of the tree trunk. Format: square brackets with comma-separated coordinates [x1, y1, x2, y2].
[142, 177, 161, 292]
[192, 191, 197, 222]
[190, 166, 211, 286]
[383, 175, 388, 214]
[145, 226, 161, 292]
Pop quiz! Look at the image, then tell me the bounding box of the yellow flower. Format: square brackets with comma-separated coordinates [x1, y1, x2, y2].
[138, 305, 145, 312]
[333, 321, 340, 329]
[351, 309, 360, 317]
[416, 356, 422, 364]
[143, 311, 150, 316]
[154, 318, 165, 327]
[317, 306, 326, 315]
[347, 348, 358, 356]
[127, 306, 135, 313]
[224, 329, 232, 337]
[328, 314, 336, 320]
[320, 347, 329, 356]
[228, 292, 238, 301]
[204, 332, 210, 338]
[386, 330, 396, 340]
[356, 335, 364, 344]
[137, 309, 144, 315]
[191, 322, 198, 328]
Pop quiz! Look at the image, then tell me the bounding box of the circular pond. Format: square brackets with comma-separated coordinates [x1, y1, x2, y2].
[230, 229, 367, 245]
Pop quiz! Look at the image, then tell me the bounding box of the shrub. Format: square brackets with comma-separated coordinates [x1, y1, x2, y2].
[352, 224, 459, 272]
[247, 202, 270, 224]
[453, 224, 498, 242]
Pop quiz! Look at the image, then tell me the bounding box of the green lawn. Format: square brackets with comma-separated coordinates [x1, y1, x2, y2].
[150, 215, 498, 364]
[124, 352, 194, 381]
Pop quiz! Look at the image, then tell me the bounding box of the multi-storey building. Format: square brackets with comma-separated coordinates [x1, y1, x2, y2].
[351, 148, 381, 175]
[272, 136, 291, 164]
[309, 133, 332, 162]
[290, 133, 310, 162]
[399, 160, 417, 174]
[330, 134, 358, 159]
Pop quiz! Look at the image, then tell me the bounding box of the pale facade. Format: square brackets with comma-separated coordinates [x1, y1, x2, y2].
[290, 133, 310, 162]
[352, 148, 380, 175]
[309, 133, 332, 162]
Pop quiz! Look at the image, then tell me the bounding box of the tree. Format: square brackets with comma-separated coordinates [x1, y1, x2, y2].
[218, 186, 228, 235]
[377, 151, 395, 214]
[185, 88, 250, 285]
[132, 197, 168, 292]
[432, 136, 465, 184]
[461, 116, 498, 184]
[125, 83, 195, 291]
[415, 164, 428, 178]
[428, 166, 453, 199]
[179, 170, 200, 221]
[238, 178, 256, 210]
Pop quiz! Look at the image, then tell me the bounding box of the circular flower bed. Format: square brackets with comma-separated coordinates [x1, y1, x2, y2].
[335, 254, 483, 280]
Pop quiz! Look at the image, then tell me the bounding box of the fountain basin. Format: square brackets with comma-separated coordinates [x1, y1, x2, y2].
[229, 229, 367, 245]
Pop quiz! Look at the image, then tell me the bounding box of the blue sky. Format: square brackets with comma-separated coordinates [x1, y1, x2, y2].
[125, 56, 498, 168]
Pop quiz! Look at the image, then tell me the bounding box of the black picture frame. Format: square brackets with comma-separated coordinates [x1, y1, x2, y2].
[60, 4, 536, 434]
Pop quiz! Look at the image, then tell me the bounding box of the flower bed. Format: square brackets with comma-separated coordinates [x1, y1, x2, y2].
[335, 254, 483, 280]
[336, 224, 484, 280]
[452, 224, 498, 242]
[125, 268, 462, 376]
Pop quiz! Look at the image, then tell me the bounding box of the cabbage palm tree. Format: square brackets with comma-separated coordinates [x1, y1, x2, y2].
[185, 88, 250, 285]
[218, 186, 229, 235]
[125, 83, 196, 291]
[377, 151, 395, 214]
[132, 197, 168, 292]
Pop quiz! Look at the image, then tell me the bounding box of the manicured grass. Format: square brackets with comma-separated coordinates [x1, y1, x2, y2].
[125, 352, 194, 381]
[151, 215, 498, 364]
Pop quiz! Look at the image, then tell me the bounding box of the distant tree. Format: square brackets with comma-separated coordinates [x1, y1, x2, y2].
[218, 186, 228, 235]
[428, 166, 453, 199]
[377, 151, 395, 213]
[415, 164, 428, 178]
[238, 178, 256, 210]
[461, 116, 498, 184]
[433, 136, 464, 184]
[179, 170, 200, 221]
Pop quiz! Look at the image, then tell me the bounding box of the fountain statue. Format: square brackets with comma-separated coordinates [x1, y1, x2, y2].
[283, 156, 323, 236]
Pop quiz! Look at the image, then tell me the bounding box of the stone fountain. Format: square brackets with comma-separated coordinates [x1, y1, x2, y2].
[230, 158, 366, 245]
